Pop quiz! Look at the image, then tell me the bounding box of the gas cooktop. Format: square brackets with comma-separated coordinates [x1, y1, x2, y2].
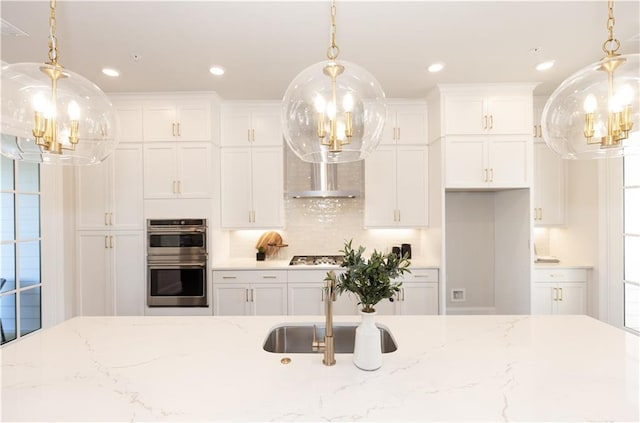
[289, 255, 344, 266]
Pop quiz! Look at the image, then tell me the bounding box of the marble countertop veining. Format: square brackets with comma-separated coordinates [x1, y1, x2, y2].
[1, 315, 638, 422]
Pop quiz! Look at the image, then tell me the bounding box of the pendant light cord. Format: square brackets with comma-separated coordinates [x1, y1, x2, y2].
[47, 0, 59, 65]
[326, 0, 340, 60]
[602, 0, 620, 57]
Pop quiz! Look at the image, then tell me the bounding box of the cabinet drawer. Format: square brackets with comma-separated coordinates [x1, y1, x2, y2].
[287, 269, 341, 283]
[213, 270, 287, 284]
[534, 268, 587, 283]
[402, 268, 439, 282]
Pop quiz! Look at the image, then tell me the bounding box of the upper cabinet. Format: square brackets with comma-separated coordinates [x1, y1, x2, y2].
[443, 95, 532, 135]
[143, 99, 212, 142]
[112, 101, 143, 142]
[381, 101, 428, 145]
[221, 102, 283, 146]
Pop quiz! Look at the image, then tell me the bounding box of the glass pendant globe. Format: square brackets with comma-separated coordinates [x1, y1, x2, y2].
[1, 62, 118, 165]
[542, 53, 640, 159]
[282, 59, 387, 163]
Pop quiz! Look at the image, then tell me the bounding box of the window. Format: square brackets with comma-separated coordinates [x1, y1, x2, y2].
[624, 154, 640, 333]
[1, 154, 42, 345]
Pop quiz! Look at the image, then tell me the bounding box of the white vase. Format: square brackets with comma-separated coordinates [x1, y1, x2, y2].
[353, 309, 383, 371]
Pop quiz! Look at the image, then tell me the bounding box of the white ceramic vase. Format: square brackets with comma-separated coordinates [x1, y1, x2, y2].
[353, 309, 382, 371]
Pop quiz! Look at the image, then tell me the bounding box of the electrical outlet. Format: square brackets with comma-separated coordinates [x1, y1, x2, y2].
[451, 289, 466, 302]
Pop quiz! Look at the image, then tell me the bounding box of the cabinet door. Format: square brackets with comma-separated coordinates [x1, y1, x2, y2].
[374, 297, 398, 315]
[251, 147, 284, 227]
[381, 110, 397, 145]
[555, 283, 586, 315]
[252, 284, 287, 315]
[251, 108, 283, 146]
[364, 146, 396, 227]
[396, 146, 428, 227]
[143, 144, 178, 198]
[221, 110, 252, 146]
[214, 284, 250, 316]
[400, 282, 438, 315]
[531, 283, 556, 314]
[76, 160, 110, 230]
[488, 137, 530, 188]
[176, 103, 211, 141]
[288, 284, 324, 315]
[76, 232, 110, 316]
[334, 291, 359, 315]
[395, 105, 427, 145]
[443, 96, 485, 134]
[114, 103, 143, 142]
[220, 148, 253, 228]
[111, 145, 143, 229]
[112, 232, 144, 316]
[445, 138, 486, 188]
[534, 142, 565, 225]
[177, 143, 212, 198]
[143, 103, 176, 141]
[488, 96, 531, 134]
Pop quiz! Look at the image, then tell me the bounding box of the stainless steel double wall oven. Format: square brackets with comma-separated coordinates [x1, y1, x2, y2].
[147, 219, 208, 307]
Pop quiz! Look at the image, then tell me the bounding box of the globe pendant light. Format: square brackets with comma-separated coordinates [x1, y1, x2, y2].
[542, 0, 639, 159]
[1, 0, 117, 165]
[282, 0, 387, 163]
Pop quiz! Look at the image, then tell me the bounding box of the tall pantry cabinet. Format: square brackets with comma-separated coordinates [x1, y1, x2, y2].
[427, 84, 536, 315]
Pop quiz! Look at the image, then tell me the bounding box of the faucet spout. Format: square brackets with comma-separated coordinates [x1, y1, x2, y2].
[323, 271, 337, 366]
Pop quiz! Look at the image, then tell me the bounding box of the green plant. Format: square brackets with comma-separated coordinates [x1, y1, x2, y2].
[326, 240, 410, 313]
[257, 246, 265, 253]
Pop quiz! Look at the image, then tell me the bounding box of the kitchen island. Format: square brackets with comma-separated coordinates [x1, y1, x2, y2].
[1, 315, 637, 422]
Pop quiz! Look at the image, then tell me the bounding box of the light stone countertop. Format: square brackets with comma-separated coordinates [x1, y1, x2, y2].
[1, 315, 637, 422]
[212, 258, 438, 271]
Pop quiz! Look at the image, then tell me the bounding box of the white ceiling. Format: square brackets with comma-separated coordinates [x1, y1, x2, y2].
[1, 1, 639, 100]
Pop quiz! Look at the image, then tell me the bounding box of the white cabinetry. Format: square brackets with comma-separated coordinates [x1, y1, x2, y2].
[220, 147, 283, 228]
[213, 270, 287, 315]
[76, 231, 144, 316]
[76, 144, 143, 230]
[374, 268, 439, 315]
[113, 101, 143, 142]
[445, 136, 530, 188]
[532, 97, 566, 226]
[443, 95, 531, 135]
[287, 270, 358, 315]
[143, 99, 211, 141]
[143, 143, 212, 199]
[365, 145, 428, 227]
[381, 101, 428, 145]
[533, 141, 566, 225]
[221, 103, 282, 146]
[532, 268, 587, 315]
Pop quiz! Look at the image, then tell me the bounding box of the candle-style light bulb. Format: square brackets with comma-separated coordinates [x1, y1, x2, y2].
[326, 102, 336, 119]
[315, 95, 326, 140]
[583, 94, 597, 113]
[32, 92, 48, 113]
[343, 92, 353, 112]
[67, 100, 80, 145]
[343, 92, 354, 139]
[67, 100, 80, 121]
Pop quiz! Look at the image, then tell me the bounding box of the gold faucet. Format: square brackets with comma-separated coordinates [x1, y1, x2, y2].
[313, 271, 337, 366]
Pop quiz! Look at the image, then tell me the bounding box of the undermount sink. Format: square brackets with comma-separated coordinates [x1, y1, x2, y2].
[262, 323, 397, 354]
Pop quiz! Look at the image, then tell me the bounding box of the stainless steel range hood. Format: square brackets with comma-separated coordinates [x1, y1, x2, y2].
[286, 145, 362, 198]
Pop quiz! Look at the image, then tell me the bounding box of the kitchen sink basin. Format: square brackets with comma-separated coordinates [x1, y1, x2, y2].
[262, 323, 397, 354]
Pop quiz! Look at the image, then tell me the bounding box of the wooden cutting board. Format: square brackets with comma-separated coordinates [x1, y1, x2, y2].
[256, 231, 288, 257]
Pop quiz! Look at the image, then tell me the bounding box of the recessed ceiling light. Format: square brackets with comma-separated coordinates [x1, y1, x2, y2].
[427, 63, 445, 73]
[209, 66, 225, 76]
[535, 60, 555, 71]
[102, 68, 120, 77]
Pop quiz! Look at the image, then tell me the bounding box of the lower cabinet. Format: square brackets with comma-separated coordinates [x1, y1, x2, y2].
[213, 270, 287, 315]
[76, 231, 145, 316]
[532, 268, 588, 315]
[375, 269, 439, 315]
[287, 270, 359, 315]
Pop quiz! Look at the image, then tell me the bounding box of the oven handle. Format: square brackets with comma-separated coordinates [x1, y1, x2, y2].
[148, 227, 206, 233]
[148, 262, 207, 268]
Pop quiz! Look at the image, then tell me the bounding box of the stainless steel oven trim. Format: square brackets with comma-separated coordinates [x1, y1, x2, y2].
[147, 261, 208, 307]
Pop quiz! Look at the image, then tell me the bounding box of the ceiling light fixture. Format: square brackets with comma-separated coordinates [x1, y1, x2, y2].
[542, 0, 639, 159]
[102, 68, 120, 77]
[1, 0, 117, 165]
[535, 60, 555, 71]
[282, 0, 386, 163]
[209, 66, 225, 76]
[427, 63, 445, 73]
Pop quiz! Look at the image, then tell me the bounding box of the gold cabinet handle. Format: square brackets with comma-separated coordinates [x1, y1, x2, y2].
[251, 128, 255, 142]
[489, 168, 494, 182]
[104, 212, 109, 226]
[177, 122, 181, 137]
[484, 168, 488, 182]
[177, 180, 181, 194]
[558, 287, 563, 301]
[247, 129, 251, 142]
[489, 115, 494, 129]
[539, 208, 543, 220]
[172, 123, 176, 137]
[553, 287, 558, 301]
[483, 115, 488, 129]
[397, 127, 400, 140]
[109, 212, 113, 226]
[221, 276, 237, 279]
[251, 288, 255, 302]
[393, 127, 397, 141]
[104, 235, 109, 249]
[109, 235, 114, 249]
[537, 125, 542, 138]
[401, 288, 405, 301]
[246, 289, 249, 302]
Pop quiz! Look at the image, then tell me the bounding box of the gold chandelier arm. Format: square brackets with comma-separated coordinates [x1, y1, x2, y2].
[326, 0, 340, 60]
[47, 0, 59, 65]
[602, 0, 620, 57]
